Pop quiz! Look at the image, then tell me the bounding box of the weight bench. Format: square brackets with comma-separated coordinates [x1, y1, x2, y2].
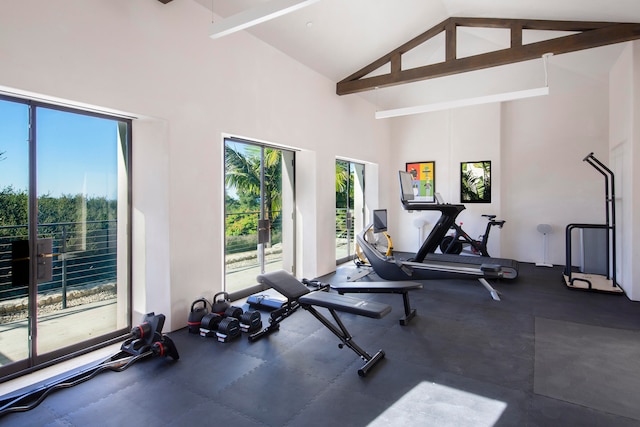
[252, 270, 391, 377]
[331, 281, 423, 325]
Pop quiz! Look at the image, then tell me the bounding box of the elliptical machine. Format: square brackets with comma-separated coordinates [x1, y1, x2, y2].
[439, 214, 505, 257]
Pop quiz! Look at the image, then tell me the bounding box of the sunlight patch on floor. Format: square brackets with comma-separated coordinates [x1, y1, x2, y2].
[368, 381, 507, 427]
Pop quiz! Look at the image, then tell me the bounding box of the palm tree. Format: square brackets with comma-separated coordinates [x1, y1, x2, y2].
[461, 169, 480, 201]
[335, 160, 349, 196]
[335, 160, 351, 239]
[461, 162, 491, 202]
[224, 144, 282, 231]
[481, 161, 491, 202]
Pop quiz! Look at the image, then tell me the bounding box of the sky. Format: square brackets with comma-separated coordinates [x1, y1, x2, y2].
[0, 98, 121, 199]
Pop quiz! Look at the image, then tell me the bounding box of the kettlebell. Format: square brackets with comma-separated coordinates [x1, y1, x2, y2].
[212, 292, 231, 315]
[187, 298, 209, 334]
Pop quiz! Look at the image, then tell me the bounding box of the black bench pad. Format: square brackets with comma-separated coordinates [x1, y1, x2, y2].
[257, 270, 311, 300]
[332, 281, 422, 325]
[331, 281, 423, 293]
[299, 291, 391, 319]
[254, 270, 389, 376]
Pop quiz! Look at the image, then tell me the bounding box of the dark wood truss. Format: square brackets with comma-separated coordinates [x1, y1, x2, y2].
[336, 18, 640, 95]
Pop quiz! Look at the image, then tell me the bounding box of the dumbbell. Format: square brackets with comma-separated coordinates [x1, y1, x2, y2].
[199, 305, 247, 342]
[223, 306, 262, 333]
[217, 305, 262, 333]
[199, 312, 240, 342]
[200, 306, 262, 341]
[238, 310, 262, 333]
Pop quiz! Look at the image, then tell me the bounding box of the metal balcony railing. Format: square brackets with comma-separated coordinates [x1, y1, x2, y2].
[336, 208, 354, 260]
[0, 220, 117, 305]
[224, 210, 282, 255]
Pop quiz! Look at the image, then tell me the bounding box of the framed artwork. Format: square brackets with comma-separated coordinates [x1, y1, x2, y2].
[405, 161, 435, 202]
[461, 161, 491, 203]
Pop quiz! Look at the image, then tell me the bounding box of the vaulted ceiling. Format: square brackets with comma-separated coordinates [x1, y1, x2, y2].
[194, 0, 640, 110]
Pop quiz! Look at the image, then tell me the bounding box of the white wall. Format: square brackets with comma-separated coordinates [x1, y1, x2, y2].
[609, 41, 640, 300]
[389, 105, 503, 256]
[501, 53, 610, 266]
[388, 50, 615, 272]
[387, 44, 640, 303]
[0, 0, 391, 330]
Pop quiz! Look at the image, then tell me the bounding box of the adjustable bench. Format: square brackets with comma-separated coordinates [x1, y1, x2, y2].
[330, 281, 423, 325]
[252, 270, 391, 377]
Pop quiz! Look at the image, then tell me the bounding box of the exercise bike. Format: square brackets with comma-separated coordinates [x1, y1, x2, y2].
[439, 214, 505, 257]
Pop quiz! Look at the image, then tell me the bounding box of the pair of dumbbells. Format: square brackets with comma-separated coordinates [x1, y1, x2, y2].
[199, 306, 262, 342]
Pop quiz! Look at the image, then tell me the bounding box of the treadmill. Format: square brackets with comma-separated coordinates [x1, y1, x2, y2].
[355, 172, 518, 300]
[398, 170, 518, 279]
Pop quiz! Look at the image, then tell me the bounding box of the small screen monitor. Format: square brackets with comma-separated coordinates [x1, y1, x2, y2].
[373, 209, 388, 233]
[399, 171, 415, 202]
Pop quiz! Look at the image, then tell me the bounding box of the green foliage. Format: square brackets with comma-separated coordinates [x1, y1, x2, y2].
[224, 144, 283, 239]
[335, 160, 358, 242]
[0, 186, 117, 242]
[461, 162, 491, 202]
[0, 186, 28, 233]
[225, 211, 259, 236]
[461, 169, 481, 201]
[335, 160, 350, 209]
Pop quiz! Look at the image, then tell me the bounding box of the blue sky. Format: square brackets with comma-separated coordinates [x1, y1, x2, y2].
[0, 99, 120, 199]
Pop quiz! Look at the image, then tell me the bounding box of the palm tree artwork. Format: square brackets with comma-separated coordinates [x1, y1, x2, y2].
[461, 161, 491, 203]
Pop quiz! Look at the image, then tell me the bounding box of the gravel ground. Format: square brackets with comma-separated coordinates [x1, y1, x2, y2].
[0, 284, 116, 324]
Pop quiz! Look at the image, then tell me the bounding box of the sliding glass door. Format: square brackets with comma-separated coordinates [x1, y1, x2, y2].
[336, 160, 364, 264]
[0, 98, 29, 367]
[0, 96, 131, 379]
[224, 138, 295, 295]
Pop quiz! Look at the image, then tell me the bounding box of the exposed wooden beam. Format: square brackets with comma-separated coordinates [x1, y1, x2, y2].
[337, 18, 640, 96]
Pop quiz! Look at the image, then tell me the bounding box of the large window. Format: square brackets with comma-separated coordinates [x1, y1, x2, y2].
[336, 160, 364, 264]
[224, 138, 295, 297]
[0, 95, 131, 380]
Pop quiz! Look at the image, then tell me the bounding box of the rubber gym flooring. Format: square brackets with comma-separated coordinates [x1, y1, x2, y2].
[3, 262, 640, 426]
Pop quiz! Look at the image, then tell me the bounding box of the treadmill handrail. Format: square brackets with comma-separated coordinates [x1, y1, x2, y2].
[399, 170, 466, 259]
[407, 203, 465, 261]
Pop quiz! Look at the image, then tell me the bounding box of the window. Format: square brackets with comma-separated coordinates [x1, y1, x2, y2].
[0, 95, 131, 379]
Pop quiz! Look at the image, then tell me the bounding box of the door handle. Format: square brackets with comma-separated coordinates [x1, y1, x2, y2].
[12, 253, 58, 262]
[36, 239, 54, 282]
[11, 238, 55, 284]
[258, 219, 271, 244]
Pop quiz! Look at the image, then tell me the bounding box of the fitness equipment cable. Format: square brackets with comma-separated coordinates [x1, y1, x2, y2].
[0, 312, 178, 418]
[0, 352, 147, 416]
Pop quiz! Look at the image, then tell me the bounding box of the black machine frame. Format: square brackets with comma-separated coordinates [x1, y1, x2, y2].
[564, 152, 620, 292]
[440, 214, 505, 257]
[351, 171, 520, 301]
